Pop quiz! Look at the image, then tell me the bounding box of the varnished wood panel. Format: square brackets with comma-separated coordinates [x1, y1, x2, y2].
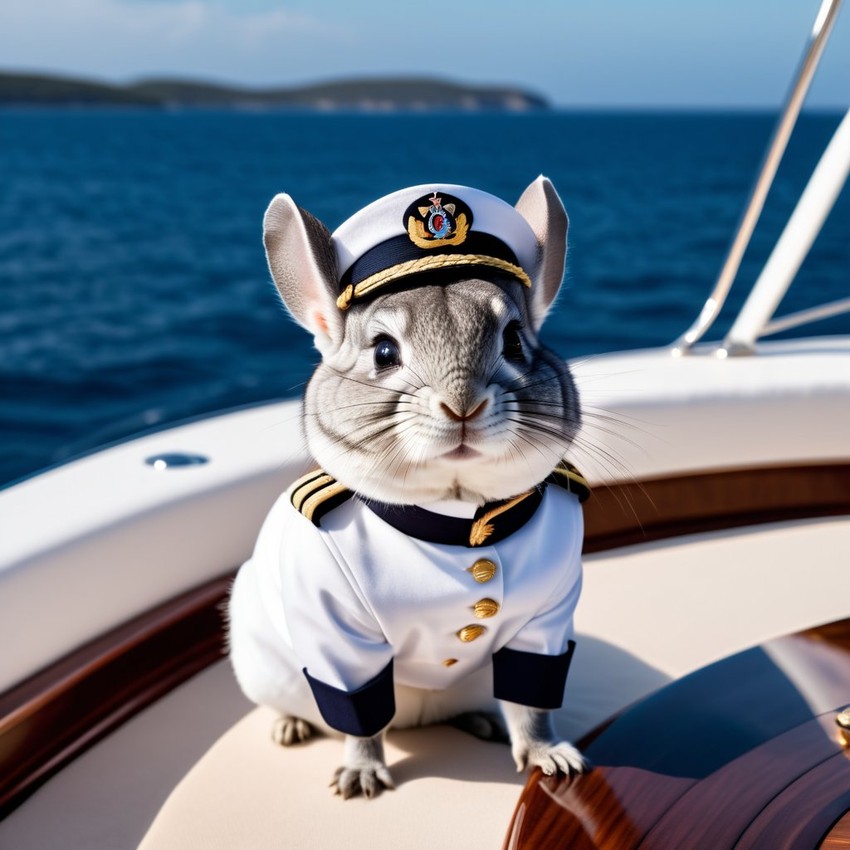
[734, 751, 850, 850]
[641, 713, 846, 849]
[821, 810, 850, 849]
[505, 620, 850, 850]
[503, 767, 693, 850]
[0, 576, 231, 817]
[582, 462, 850, 553]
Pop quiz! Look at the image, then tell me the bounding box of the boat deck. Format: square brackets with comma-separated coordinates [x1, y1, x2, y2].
[3, 514, 847, 849]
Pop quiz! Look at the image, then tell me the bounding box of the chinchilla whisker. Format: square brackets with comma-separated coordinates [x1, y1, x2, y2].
[569, 430, 635, 474]
[507, 403, 641, 458]
[579, 423, 648, 453]
[564, 442, 639, 511]
[302, 399, 414, 417]
[503, 423, 558, 462]
[502, 404, 567, 422]
[259, 408, 305, 434]
[500, 355, 560, 382]
[339, 443, 408, 497]
[329, 413, 415, 444]
[368, 416, 421, 467]
[579, 410, 645, 434]
[567, 358, 647, 380]
[581, 421, 651, 449]
[281, 379, 310, 394]
[318, 417, 418, 468]
[502, 371, 562, 395]
[395, 436, 423, 491]
[517, 405, 645, 451]
[374, 428, 422, 491]
[528, 400, 653, 454]
[504, 434, 542, 476]
[580, 404, 657, 433]
[400, 362, 429, 390]
[505, 414, 570, 442]
[499, 406, 559, 419]
[568, 434, 652, 517]
[504, 397, 565, 408]
[580, 467, 650, 530]
[335, 370, 425, 395]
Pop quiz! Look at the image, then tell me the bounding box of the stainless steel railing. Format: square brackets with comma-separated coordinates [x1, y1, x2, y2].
[721, 107, 850, 355]
[671, 0, 845, 356]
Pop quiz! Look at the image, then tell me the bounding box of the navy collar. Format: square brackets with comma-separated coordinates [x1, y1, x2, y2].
[361, 486, 545, 548]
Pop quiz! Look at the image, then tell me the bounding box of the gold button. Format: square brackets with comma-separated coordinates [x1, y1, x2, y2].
[457, 624, 487, 642]
[472, 598, 500, 619]
[443, 658, 458, 667]
[467, 558, 497, 583]
[837, 706, 850, 746]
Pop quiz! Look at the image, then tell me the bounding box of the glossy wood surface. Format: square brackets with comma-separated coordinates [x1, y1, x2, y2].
[505, 620, 850, 850]
[734, 751, 850, 850]
[821, 811, 850, 849]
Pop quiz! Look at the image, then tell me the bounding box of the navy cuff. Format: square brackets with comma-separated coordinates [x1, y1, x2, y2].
[304, 660, 395, 737]
[492, 642, 576, 709]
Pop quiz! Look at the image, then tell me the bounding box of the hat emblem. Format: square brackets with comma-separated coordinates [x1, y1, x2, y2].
[426, 193, 451, 238]
[405, 191, 471, 249]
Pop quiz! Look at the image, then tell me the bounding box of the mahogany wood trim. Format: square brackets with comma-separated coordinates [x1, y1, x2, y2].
[582, 462, 850, 553]
[734, 750, 850, 850]
[640, 712, 846, 849]
[0, 576, 232, 818]
[821, 810, 850, 849]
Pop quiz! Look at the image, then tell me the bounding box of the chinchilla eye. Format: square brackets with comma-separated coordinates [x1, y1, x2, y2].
[373, 335, 401, 370]
[502, 321, 525, 363]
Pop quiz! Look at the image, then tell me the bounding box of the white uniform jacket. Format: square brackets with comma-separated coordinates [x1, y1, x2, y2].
[236, 463, 589, 738]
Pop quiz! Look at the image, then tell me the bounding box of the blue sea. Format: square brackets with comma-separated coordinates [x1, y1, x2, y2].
[1, 110, 848, 488]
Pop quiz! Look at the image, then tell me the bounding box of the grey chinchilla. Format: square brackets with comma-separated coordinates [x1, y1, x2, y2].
[229, 177, 589, 800]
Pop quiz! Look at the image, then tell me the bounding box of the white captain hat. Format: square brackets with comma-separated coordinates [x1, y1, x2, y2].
[331, 183, 540, 310]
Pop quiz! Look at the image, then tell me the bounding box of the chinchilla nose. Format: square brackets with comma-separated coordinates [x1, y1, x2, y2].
[438, 397, 489, 422]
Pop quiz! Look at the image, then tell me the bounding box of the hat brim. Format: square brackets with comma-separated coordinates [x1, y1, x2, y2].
[336, 254, 532, 311]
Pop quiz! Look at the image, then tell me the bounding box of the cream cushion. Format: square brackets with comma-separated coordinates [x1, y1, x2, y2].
[139, 710, 526, 850]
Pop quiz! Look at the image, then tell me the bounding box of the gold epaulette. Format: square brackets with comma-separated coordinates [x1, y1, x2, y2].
[546, 460, 591, 503]
[290, 469, 353, 526]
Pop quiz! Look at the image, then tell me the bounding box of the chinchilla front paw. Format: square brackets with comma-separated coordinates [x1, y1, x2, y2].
[271, 715, 313, 747]
[331, 732, 394, 799]
[512, 739, 589, 777]
[331, 763, 396, 799]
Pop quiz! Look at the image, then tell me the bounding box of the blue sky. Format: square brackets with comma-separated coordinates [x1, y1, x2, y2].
[0, 0, 847, 108]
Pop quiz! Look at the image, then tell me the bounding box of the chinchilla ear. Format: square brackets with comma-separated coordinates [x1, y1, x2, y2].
[263, 193, 342, 353]
[514, 175, 568, 331]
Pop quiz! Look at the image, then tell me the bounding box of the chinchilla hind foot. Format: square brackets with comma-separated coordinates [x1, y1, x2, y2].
[271, 714, 314, 747]
[446, 710, 510, 743]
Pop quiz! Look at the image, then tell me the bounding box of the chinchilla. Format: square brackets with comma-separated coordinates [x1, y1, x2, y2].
[229, 177, 589, 800]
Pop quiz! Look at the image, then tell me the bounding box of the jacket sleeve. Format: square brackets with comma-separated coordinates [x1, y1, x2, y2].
[493, 493, 583, 709]
[278, 507, 395, 737]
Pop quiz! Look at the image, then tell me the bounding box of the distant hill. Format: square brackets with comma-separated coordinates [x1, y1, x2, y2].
[0, 72, 549, 111]
[0, 73, 157, 106]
